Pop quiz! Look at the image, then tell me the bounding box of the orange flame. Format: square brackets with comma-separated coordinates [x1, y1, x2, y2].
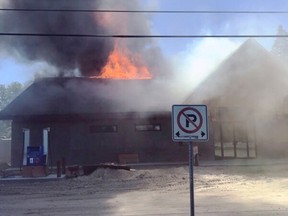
[93, 12, 152, 79]
[96, 41, 152, 79]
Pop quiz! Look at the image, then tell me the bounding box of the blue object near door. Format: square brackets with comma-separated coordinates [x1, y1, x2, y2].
[26, 146, 46, 166]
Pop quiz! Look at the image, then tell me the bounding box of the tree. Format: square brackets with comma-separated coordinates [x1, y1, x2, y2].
[0, 82, 24, 138]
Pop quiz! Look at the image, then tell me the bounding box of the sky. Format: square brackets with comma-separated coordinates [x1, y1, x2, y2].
[0, 0, 288, 86]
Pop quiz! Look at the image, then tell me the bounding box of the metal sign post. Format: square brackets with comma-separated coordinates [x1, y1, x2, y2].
[189, 142, 195, 216]
[172, 105, 209, 216]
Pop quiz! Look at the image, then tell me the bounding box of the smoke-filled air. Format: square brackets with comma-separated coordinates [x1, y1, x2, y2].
[0, 0, 171, 79]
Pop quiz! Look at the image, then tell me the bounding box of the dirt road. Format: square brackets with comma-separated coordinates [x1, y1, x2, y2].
[1, 161, 288, 215]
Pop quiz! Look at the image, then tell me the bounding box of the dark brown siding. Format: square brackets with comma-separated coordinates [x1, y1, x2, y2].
[10, 114, 198, 167]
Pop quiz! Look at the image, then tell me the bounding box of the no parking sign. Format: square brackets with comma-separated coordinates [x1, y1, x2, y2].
[172, 105, 208, 142]
[172, 105, 209, 216]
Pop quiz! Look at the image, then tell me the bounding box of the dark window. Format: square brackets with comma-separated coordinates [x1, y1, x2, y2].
[135, 124, 161, 131]
[90, 125, 118, 133]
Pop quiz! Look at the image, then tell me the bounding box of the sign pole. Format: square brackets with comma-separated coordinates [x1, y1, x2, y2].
[172, 105, 208, 216]
[189, 141, 195, 216]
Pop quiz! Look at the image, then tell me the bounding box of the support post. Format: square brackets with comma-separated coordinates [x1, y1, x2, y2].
[233, 124, 237, 158]
[22, 129, 30, 166]
[43, 128, 50, 165]
[219, 121, 224, 159]
[61, 157, 66, 175]
[246, 123, 250, 158]
[189, 142, 195, 216]
[56, 160, 61, 178]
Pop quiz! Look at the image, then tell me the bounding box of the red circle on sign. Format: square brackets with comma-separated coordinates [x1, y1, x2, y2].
[177, 107, 203, 133]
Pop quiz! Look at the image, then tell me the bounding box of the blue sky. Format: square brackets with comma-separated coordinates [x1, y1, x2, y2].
[150, 0, 288, 53]
[1, 0, 288, 86]
[150, 0, 288, 89]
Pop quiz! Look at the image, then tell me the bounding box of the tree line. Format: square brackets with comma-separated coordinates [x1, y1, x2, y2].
[0, 82, 24, 139]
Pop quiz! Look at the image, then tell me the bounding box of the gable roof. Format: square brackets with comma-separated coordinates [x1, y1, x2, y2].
[0, 77, 175, 120]
[185, 39, 288, 111]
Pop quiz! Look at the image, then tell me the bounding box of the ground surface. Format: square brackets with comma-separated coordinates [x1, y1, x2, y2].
[1, 160, 288, 216]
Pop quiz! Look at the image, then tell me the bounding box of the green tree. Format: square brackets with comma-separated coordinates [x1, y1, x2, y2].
[0, 82, 24, 138]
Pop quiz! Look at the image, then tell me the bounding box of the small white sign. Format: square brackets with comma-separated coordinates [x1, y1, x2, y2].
[172, 105, 208, 142]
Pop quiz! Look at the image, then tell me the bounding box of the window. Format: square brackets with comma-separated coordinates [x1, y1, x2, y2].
[90, 125, 118, 133]
[135, 124, 161, 131]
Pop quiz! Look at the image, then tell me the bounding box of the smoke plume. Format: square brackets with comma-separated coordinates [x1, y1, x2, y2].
[0, 0, 168, 78]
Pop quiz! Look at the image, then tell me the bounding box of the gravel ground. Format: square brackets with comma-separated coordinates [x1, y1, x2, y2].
[1, 161, 288, 216]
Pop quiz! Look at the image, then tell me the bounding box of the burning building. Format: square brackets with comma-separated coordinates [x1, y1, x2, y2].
[0, 1, 181, 167]
[4, 1, 288, 167]
[0, 77, 189, 166]
[5, 38, 288, 167]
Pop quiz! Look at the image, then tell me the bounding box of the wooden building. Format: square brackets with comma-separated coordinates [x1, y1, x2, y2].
[0, 78, 189, 167]
[186, 39, 288, 159]
[3, 39, 288, 166]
